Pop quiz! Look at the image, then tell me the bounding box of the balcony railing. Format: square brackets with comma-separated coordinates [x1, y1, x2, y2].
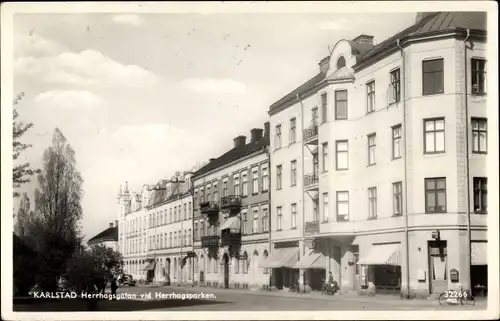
[220, 195, 242, 210]
[303, 125, 318, 143]
[220, 232, 242, 246]
[201, 235, 220, 248]
[305, 221, 320, 235]
[304, 173, 319, 188]
[200, 201, 219, 215]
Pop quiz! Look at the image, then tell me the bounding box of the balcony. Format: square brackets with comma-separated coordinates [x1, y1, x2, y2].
[201, 235, 220, 248]
[220, 232, 242, 247]
[303, 125, 318, 145]
[200, 201, 219, 215]
[220, 195, 242, 211]
[304, 173, 319, 190]
[305, 221, 320, 235]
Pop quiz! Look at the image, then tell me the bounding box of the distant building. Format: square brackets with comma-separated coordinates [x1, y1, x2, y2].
[88, 221, 119, 251]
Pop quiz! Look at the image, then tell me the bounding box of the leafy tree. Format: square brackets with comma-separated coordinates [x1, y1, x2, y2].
[13, 92, 41, 197]
[23, 128, 84, 292]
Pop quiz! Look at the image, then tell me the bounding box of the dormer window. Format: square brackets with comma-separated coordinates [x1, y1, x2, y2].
[337, 56, 346, 69]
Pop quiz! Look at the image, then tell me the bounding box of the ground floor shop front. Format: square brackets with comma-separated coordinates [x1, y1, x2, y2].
[264, 228, 487, 298]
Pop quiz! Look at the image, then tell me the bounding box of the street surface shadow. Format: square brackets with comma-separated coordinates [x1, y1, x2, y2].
[13, 298, 227, 311]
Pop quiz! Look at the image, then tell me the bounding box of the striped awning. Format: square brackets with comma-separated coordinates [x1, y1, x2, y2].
[220, 215, 240, 233]
[471, 242, 487, 265]
[294, 250, 326, 269]
[259, 247, 299, 269]
[142, 262, 155, 271]
[357, 243, 401, 266]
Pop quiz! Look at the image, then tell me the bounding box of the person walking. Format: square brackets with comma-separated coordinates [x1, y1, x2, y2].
[110, 277, 118, 300]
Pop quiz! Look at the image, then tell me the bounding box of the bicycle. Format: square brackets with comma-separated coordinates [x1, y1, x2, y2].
[438, 285, 475, 306]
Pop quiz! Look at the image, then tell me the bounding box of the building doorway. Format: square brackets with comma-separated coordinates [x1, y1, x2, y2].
[223, 253, 229, 289]
[428, 240, 447, 294]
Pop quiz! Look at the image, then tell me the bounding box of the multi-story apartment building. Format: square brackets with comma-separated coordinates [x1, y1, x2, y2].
[117, 169, 199, 284]
[191, 124, 271, 289]
[267, 12, 487, 298]
[88, 221, 119, 251]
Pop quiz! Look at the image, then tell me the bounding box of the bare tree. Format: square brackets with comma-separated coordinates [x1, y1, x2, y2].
[24, 128, 84, 292]
[13, 92, 41, 197]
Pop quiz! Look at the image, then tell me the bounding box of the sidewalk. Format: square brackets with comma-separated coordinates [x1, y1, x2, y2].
[163, 284, 487, 308]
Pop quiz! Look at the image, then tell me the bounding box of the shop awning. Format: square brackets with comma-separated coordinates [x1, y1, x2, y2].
[357, 243, 401, 266]
[294, 250, 326, 269]
[220, 215, 240, 233]
[142, 262, 155, 271]
[471, 242, 487, 265]
[259, 247, 299, 269]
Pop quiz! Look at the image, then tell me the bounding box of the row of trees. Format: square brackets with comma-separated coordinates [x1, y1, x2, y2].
[13, 93, 123, 296]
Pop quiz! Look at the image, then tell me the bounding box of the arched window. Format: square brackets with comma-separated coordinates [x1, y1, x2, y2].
[242, 251, 249, 274]
[214, 256, 219, 273]
[200, 255, 205, 272]
[263, 250, 269, 274]
[337, 56, 346, 69]
[234, 256, 239, 274]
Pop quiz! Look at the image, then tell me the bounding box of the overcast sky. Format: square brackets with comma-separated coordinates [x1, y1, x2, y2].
[13, 11, 417, 241]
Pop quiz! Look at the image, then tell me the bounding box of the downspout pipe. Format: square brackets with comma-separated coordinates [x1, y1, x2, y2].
[297, 93, 306, 293]
[463, 29, 472, 293]
[396, 38, 411, 299]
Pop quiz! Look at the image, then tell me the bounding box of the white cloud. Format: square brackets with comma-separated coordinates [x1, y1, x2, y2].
[14, 33, 69, 58]
[318, 19, 351, 31]
[15, 49, 160, 88]
[112, 124, 186, 146]
[111, 14, 143, 26]
[179, 78, 247, 94]
[33, 90, 104, 109]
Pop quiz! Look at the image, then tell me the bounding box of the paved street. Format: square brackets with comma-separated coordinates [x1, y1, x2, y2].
[114, 285, 487, 311]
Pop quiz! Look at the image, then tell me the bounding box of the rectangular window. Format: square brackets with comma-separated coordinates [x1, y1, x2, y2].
[200, 187, 204, 203]
[390, 68, 401, 103]
[233, 174, 240, 195]
[200, 221, 205, 237]
[206, 184, 211, 202]
[262, 166, 269, 192]
[262, 208, 269, 232]
[252, 209, 259, 233]
[242, 211, 248, 234]
[213, 184, 218, 202]
[275, 124, 282, 149]
[336, 140, 349, 170]
[424, 118, 445, 154]
[277, 206, 282, 230]
[290, 118, 297, 144]
[323, 192, 329, 222]
[473, 177, 487, 213]
[392, 125, 402, 159]
[368, 187, 377, 219]
[252, 167, 259, 194]
[368, 134, 376, 165]
[223, 180, 228, 197]
[242, 174, 248, 196]
[322, 142, 329, 172]
[184, 204, 187, 220]
[313, 152, 319, 175]
[194, 222, 198, 241]
[422, 59, 444, 95]
[276, 165, 282, 190]
[425, 177, 447, 213]
[471, 58, 486, 94]
[313, 199, 319, 222]
[169, 233, 172, 248]
[335, 90, 348, 120]
[393, 182, 403, 216]
[311, 107, 319, 125]
[194, 190, 198, 208]
[472, 118, 487, 154]
[336, 191, 349, 221]
[321, 93, 328, 123]
[291, 203, 297, 229]
[290, 160, 297, 186]
[366, 81, 375, 113]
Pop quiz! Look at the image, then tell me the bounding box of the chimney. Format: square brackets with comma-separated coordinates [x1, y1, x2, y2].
[264, 122, 270, 137]
[115, 220, 118, 227]
[352, 34, 374, 46]
[319, 56, 330, 74]
[233, 135, 246, 148]
[109, 222, 113, 228]
[250, 128, 264, 143]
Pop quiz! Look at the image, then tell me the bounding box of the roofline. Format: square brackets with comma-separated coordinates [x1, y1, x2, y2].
[88, 236, 118, 243]
[268, 28, 486, 117]
[353, 28, 486, 72]
[192, 147, 268, 183]
[145, 191, 192, 210]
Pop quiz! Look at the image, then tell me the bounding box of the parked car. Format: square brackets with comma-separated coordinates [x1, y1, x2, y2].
[118, 274, 136, 286]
